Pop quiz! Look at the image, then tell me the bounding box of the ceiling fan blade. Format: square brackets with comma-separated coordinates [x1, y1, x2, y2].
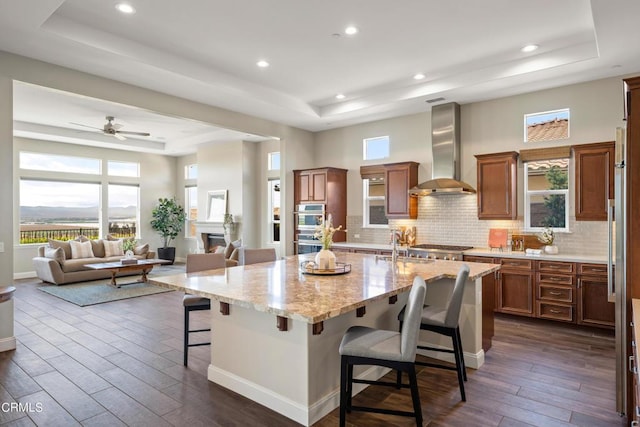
[111, 123, 123, 130]
[114, 133, 127, 141]
[69, 122, 102, 131]
[117, 130, 151, 136]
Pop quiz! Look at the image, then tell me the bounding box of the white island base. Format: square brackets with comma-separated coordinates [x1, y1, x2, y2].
[206, 275, 484, 426]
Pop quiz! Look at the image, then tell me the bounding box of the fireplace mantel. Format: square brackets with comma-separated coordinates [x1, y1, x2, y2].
[195, 221, 225, 234]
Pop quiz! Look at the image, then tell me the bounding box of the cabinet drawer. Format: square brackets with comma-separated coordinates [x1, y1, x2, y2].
[538, 272, 575, 286]
[464, 256, 496, 264]
[538, 284, 574, 303]
[577, 263, 608, 276]
[538, 260, 575, 274]
[500, 258, 533, 270]
[537, 302, 574, 322]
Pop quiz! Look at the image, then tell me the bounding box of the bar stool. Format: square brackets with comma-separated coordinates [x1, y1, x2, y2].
[183, 253, 225, 366]
[240, 248, 277, 265]
[397, 264, 470, 401]
[339, 276, 427, 427]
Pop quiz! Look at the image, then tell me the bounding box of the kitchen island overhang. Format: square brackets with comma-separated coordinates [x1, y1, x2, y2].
[151, 253, 499, 426]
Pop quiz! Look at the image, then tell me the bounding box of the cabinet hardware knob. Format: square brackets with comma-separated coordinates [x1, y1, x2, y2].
[549, 291, 562, 296]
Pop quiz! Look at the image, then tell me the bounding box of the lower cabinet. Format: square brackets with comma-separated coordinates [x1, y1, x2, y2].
[463, 255, 613, 329]
[577, 263, 615, 327]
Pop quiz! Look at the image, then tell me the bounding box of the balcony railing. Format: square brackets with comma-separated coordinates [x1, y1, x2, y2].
[20, 223, 137, 244]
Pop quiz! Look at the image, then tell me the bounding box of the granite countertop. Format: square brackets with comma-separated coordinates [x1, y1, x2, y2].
[150, 252, 499, 324]
[332, 242, 395, 251]
[464, 248, 608, 264]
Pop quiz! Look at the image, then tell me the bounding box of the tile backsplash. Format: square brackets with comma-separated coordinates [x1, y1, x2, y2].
[347, 195, 608, 257]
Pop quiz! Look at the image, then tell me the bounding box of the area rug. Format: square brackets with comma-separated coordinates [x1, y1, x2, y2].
[36, 264, 184, 306]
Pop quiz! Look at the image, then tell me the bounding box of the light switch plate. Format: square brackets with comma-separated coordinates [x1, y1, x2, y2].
[0, 242, 4, 252]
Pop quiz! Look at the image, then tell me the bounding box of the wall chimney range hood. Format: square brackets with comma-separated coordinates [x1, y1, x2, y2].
[409, 102, 476, 196]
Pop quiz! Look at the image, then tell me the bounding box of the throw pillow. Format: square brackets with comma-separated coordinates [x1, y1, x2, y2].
[90, 239, 106, 258]
[133, 243, 149, 256]
[69, 240, 95, 259]
[44, 246, 65, 263]
[214, 245, 225, 254]
[224, 238, 243, 259]
[48, 239, 72, 260]
[104, 239, 124, 257]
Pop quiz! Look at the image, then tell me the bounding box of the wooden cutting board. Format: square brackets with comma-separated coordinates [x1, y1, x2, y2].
[488, 228, 508, 249]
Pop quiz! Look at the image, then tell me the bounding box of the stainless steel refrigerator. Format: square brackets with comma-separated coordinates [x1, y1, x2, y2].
[610, 126, 627, 415]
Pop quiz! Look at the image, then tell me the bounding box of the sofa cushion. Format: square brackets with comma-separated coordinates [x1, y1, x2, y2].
[61, 257, 104, 273]
[133, 243, 149, 256]
[48, 239, 72, 260]
[90, 239, 106, 258]
[44, 246, 65, 263]
[70, 240, 94, 259]
[104, 239, 124, 257]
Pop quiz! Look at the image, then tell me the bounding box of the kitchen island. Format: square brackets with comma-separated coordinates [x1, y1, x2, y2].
[150, 252, 499, 426]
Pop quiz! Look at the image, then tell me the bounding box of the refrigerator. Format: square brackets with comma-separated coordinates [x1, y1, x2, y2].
[611, 126, 627, 415]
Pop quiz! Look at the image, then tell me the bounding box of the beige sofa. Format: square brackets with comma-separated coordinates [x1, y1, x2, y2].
[33, 237, 156, 285]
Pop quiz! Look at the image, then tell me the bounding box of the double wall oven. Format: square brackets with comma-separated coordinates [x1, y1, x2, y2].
[294, 204, 324, 254]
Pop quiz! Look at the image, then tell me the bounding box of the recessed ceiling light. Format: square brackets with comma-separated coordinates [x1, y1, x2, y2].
[335, 93, 346, 100]
[115, 3, 136, 14]
[345, 26, 358, 35]
[256, 60, 270, 68]
[521, 44, 539, 53]
[413, 73, 425, 80]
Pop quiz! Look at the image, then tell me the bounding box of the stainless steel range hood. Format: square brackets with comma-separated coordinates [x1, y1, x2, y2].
[409, 102, 476, 196]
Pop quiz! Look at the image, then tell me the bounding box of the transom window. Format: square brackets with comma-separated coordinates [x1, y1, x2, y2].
[20, 152, 100, 174]
[363, 136, 389, 161]
[108, 160, 139, 177]
[268, 152, 281, 170]
[524, 158, 569, 232]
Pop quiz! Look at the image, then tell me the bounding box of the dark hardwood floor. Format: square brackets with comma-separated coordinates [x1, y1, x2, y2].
[1, 266, 625, 426]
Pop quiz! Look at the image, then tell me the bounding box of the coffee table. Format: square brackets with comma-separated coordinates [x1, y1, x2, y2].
[85, 259, 172, 288]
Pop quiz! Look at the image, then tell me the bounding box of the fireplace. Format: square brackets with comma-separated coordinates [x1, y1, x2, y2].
[202, 232, 226, 253]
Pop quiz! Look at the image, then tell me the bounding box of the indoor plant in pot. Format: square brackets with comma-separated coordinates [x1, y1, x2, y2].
[150, 197, 187, 264]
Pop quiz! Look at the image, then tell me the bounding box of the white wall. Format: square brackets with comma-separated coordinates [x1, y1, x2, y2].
[0, 76, 13, 283]
[312, 75, 631, 256]
[13, 137, 176, 275]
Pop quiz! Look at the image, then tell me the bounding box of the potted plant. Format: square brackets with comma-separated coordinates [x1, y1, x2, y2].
[150, 197, 187, 264]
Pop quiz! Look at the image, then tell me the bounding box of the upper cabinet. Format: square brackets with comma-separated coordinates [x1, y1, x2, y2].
[573, 141, 614, 221]
[475, 151, 518, 220]
[385, 161, 419, 219]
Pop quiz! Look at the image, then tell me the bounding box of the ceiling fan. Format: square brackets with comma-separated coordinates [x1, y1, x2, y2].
[71, 116, 151, 141]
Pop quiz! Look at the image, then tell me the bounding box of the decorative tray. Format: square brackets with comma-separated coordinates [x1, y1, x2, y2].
[300, 261, 351, 276]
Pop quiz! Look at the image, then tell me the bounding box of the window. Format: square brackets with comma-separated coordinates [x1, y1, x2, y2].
[185, 164, 198, 179]
[108, 161, 139, 177]
[269, 180, 280, 242]
[363, 136, 389, 160]
[185, 186, 198, 238]
[524, 108, 570, 143]
[19, 179, 100, 243]
[268, 152, 280, 171]
[108, 184, 139, 238]
[524, 159, 569, 232]
[20, 152, 100, 174]
[363, 176, 388, 227]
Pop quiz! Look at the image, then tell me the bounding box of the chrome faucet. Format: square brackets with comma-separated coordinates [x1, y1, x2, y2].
[390, 228, 402, 265]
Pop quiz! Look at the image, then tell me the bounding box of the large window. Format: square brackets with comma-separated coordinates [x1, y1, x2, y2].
[363, 176, 388, 227]
[19, 152, 141, 244]
[363, 136, 389, 160]
[269, 179, 280, 242]
[108, 184, 139, 238]
[524, 159, 569, 232]
[20, 180, 100, 243]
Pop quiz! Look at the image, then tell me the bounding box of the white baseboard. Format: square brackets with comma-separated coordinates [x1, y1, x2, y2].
[208, 364, 390, 426]
[14, 271, 37, 280]
[417, 342, 485, 369]
[0, 337, 16, 352]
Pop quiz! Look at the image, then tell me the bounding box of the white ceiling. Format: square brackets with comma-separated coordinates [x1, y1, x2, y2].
[1, 0, 639, 155]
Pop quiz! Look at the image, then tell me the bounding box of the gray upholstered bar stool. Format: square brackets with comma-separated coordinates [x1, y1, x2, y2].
[183, 253, 225, 366]
[397, 264, 470, 401]
[338, 276, 427, 427]
[240, 248, 277, 265]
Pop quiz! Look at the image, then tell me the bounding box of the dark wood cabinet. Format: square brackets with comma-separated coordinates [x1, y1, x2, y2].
[573, 141, 614, 221]
[293, 167, 348, 244]
[494, 258, 534, 316]
[475, 151, 518, 220]
[577, 263, 615, 327]
[384, 161, 419, 219]
[536, 260, 576, 323]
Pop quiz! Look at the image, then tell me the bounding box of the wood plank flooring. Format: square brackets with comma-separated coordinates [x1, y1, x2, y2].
[1, 266, 625, 426]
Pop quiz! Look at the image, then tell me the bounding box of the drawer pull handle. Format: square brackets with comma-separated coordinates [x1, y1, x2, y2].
[548, 277, 562, 281]
[549, 291, 562, 296]
[630, 355, 637, 374]
[550, 309, 562, 314]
